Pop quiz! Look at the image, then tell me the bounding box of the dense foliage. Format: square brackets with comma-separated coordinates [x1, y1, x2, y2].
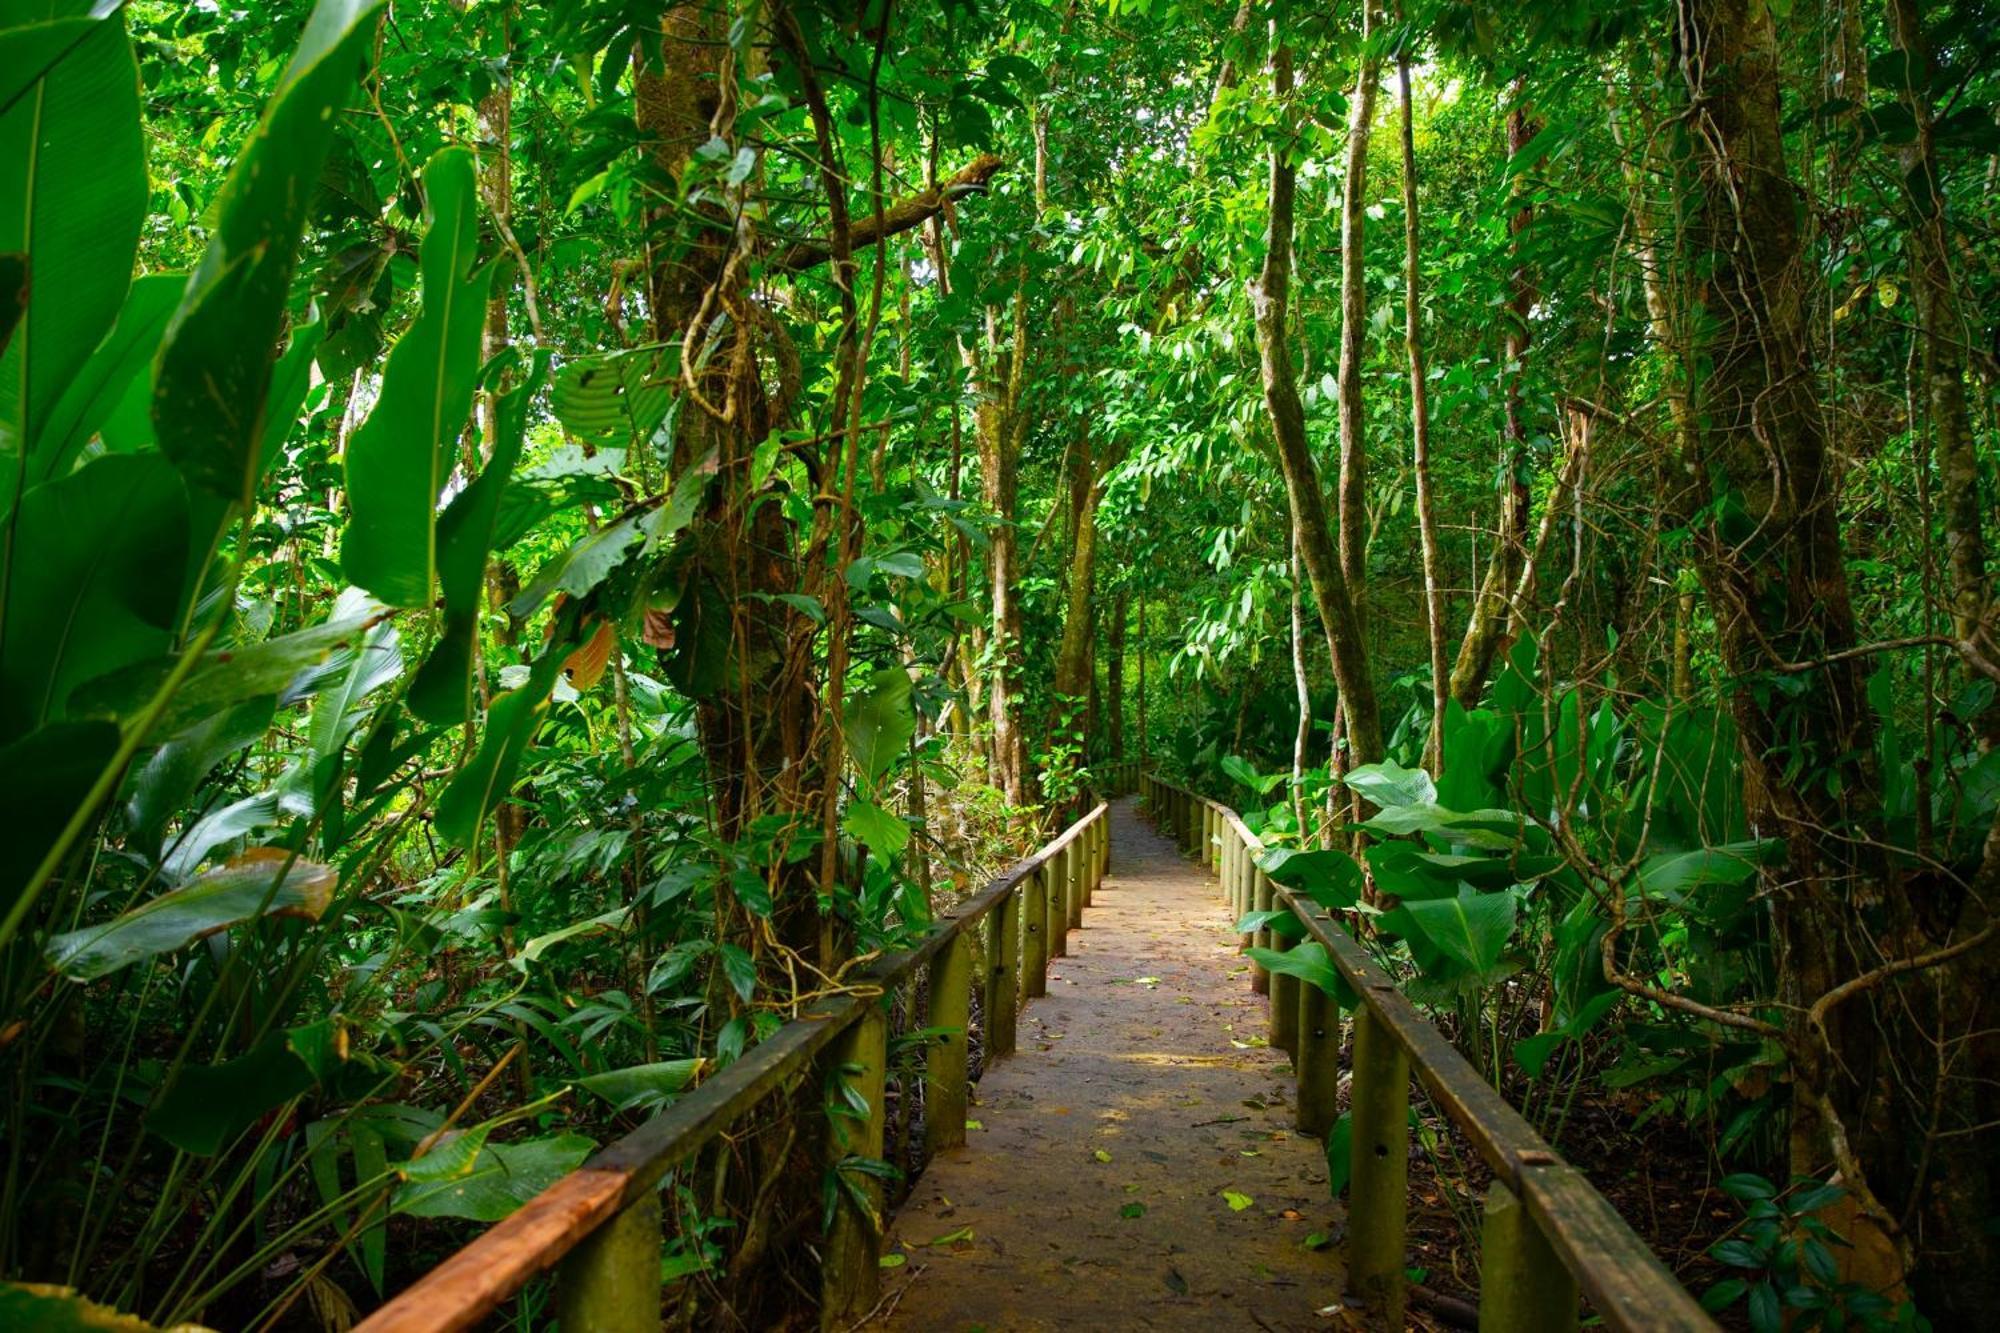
[1, 0, 1996, 1327]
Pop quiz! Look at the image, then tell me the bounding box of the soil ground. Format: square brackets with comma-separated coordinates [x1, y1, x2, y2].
[875, 797, 1349, 1331]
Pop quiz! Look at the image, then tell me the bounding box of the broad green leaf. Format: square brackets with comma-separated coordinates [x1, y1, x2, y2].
[410, 350, 550, 725]
[513, 906, 629, 970]
[0, 454, 189, 742]
[506, 509, 648, 619]
[435, 647, 564, 848]
[146, 1032, 316, 1155]
[576, 1059, 703, 1113]
[549, 344, 674, 449]
[1343, 759, 1437, 809]
[843, 798, 910, 856]
[1257, 846, 1363, 911]
[34, 273, 184, 485]
[1630, 842, 1778, 904]
[1233, 907, 1303, 939]
[121, 696, 272, 852]
[393, 1132, 596, 1221]
[343, 147, 493, 606]
[46, 849, 335, 981]
[1324, 1111, 1353, 1197]
[1245, 940, 1342, 996]
[1221, 753, 1285, 795]
[0, 1281, 195, 1332]
[717, 941, 756, 1003]
[308, 615, 401, 760]
[67, 589, 391, 741]
[0, 718, 116, 922]
[1397, 888, 1517, 973]
[1362, 801, 1524, 849]
[152, 0, 385, 502]
[844, 666, 915, 786]
[0, 1, 144, 490]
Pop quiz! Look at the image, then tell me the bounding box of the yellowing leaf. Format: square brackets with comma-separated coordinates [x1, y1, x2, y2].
[1092, 1149, 1112, 1163]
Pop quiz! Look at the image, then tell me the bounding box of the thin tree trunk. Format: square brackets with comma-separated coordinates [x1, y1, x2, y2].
[1107, 587, 1128, 762]
[1250, 15, 1384, 777]
[1336, 0, 1384, 626]
[1399, 44, 1447, 772]
[1450, 86, 1541, 707]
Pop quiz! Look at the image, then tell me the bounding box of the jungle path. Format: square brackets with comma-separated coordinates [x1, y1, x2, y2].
[877, 797, 1346, 1331]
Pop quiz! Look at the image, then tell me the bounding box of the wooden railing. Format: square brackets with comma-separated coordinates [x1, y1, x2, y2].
[357, 797, 1118, 1333]
[1140, 773, 1716, 1333]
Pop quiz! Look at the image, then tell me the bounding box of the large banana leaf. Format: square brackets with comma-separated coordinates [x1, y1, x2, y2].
[342, 147, 492, 607]
[152, 0, 384, 503]
[0, 0, 144, 496]
[0, 453, 189, 743]
[46, 849, 335, 981]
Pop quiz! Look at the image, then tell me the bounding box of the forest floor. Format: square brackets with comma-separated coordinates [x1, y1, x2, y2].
[874, 798, 1351, 1331]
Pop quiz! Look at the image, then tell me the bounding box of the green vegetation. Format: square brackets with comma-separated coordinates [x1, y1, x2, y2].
[0, 0, 1994, 1326]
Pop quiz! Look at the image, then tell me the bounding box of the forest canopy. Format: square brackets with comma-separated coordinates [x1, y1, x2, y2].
[1, 0, 1997, 1327]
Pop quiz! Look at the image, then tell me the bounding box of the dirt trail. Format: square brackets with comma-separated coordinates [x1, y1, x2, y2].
[877, 797, 1347, 1331]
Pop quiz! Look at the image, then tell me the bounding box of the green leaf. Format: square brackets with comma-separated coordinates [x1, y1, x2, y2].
[576, 1059, 703, 1113]
[435, 647, 564, 848]
[147, 1032, 316, 1155]
[343, 147, 493, 606]
[393, 1132, 596, 1222]
[843, 798, 910, 856]
[1343, 759, 1436, 809]
[717, 942, 756, 1003]
[1325, 1111, 1353, 1197]
[0, 1280, 190, 1332]
[1246, 940, 1341, 996]
[506, 509, 648, 619]
[46, 850, 336, 981]
[1221, 1189, 1253, 1211]
[67, 588, 391, 741]
[1258, 846, 1363, 911]
[33, 273, 184, 486]
[513, 906, 629, 971]
[0, 2, 145, 490]
[1631, 842, 1779, 904]
[152, 0, 386, 503]
[0, 454, 189, 742]
[410, 350, 550, 724]
[550, 344, 674, 449]
[1397, 888, 1517, 973]
[844, 666, 915, 787]
[0, 719, 116, 923]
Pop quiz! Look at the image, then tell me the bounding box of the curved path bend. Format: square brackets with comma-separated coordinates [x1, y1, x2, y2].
[878, 797, 1347, 1331]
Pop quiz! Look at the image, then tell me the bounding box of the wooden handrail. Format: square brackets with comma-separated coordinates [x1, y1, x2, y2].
[358, 792, 1123, 1333]
[1139, 772, 1716, 1333]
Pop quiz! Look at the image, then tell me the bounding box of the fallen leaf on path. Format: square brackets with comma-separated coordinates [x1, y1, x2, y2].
[1164, 1266, 1189, 1295]
[964, 1119, 984, 1131]
[1092, 1149, 1112, 1163]
[925, 1226, 974, 1247]
[1222, 1190, 1254, 1211]
[1120, 1202, 1146, 1219]
[879, 1253, 907, 1268]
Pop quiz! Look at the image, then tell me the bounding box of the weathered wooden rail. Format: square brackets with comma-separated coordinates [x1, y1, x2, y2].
[1140, 772, 1715, 1333]
[357, 768, 1136, 1332]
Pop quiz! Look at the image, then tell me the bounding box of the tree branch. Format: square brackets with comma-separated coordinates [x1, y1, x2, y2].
[767, 153, 1003, 274]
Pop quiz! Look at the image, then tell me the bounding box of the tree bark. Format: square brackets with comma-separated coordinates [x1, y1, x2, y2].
[1399, 46, 1447, 772]
[1250, 22, 1384, 775]
[1449, 88, 1541, 707]
[1335, 0, 1383, 626]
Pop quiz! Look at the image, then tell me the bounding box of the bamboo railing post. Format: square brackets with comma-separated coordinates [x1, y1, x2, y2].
[1083, 818, 1098, 907]
[1348, 1005, 1410, 1328]
[1023, 863, 1049, 997]
[925, 931, 974, 1157]
[1479, 1178, 1580, 1333]
[822, 1005, 889, 1327]
[1249, 868, 1272, 996]
[1049, 845, 1069, 959]
[988, 886, 1019, 1058]
[1270, 965, 1298, 1055]
[554, 1191, 660, 1333]
[1295, 977, 1341, 1135]
[1066, 833, 1084, 931]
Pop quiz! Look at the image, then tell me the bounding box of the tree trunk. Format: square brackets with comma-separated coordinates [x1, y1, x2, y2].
[1250, 20, 1384, 776]
[1450, 88, 1541, 707]
[1399, 46, 1447, 772]
[1335, 0, 1383, 628]
[1106, 586, 1127, 761]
